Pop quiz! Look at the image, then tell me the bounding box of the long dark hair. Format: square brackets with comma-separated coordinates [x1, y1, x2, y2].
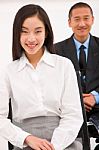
[12, 4, 54, 60]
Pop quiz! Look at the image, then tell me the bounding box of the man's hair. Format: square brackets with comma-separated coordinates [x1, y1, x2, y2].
[68, 2, 93, 19]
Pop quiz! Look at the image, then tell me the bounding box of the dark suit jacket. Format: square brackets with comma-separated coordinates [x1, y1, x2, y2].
[54, 34, 99, 126]
[54, 34, 99, 144]
[54, 34, 99, 94]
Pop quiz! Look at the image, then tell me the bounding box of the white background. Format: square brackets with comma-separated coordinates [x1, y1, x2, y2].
[0, 0, 99, 149]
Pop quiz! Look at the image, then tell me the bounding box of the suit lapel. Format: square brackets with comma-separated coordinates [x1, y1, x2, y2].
[87, 36, 99, 74]
[67, 36, 80, 72]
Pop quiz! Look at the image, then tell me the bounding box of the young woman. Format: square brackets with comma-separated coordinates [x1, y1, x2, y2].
[0, 4, 83, 150]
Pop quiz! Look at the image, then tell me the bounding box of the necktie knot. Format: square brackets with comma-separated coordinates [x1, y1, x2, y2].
[79, 45, 86, 50]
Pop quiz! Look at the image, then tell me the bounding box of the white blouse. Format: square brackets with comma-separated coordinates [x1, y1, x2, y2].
[0, 49, 83, 150]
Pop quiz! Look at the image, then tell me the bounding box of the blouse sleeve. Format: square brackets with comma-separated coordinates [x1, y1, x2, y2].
[51, 59, 83, 150]
[0, 68, 30, 148]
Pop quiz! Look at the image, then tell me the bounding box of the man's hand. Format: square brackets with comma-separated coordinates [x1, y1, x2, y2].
[24, 135, 55, 150]
[83, 93, 96, 112]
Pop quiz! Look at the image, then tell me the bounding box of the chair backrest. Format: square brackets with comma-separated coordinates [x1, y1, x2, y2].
[76, 71, 91, 150]
[8, 99, 13, 150]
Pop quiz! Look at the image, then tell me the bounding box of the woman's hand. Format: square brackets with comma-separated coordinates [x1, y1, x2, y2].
[24, 135, 55, 150]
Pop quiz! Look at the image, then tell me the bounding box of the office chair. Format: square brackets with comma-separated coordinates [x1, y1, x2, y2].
[76, 71, 90, 150]
[88, 106, 99, 150]
[8, 99, 13, 150]
[77, 71, 99, 150]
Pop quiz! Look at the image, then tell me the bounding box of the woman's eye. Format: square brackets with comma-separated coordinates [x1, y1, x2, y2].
[36, 30, 42, 33]
[21, 30, 28, 33]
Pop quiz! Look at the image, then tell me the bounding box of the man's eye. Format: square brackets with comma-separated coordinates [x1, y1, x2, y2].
[84, 17, 89, 20]
[75, 18, 80, 21]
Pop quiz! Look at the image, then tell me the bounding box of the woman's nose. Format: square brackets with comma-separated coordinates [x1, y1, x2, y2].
[28, 33, 36, 42]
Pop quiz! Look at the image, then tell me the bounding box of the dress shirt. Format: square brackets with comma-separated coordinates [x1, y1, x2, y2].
[74, 35, 99, 104]
[0, 49, 83, 150]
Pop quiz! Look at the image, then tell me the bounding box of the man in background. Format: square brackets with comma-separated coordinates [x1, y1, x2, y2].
[54, 2, 99, 149]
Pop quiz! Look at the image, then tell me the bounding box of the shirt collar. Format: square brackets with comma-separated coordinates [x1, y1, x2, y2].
[73, 34, 90, 50]
[17, 53, 30, 72]
[17, 47, 55, 72]
[40, 47, 55, 67]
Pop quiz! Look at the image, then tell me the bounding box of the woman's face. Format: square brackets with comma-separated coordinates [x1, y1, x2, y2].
[20, 15, 46, 56]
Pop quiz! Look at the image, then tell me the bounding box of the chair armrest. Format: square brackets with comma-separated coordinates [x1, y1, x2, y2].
[92, 104, 99, 113]
[89, 112, 99, 134]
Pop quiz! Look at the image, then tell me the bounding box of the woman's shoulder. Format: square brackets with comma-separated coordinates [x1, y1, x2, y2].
[52, 53, 73, 64]
[51, 53, 75, 72]
[8, 59, 20, 69]
[0, 59, 20, 76]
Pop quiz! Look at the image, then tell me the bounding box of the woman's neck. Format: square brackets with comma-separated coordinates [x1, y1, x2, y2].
[25, 47, 44, 68]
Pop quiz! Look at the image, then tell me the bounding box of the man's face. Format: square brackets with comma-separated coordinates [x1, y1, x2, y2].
[68, 7, 94, 42]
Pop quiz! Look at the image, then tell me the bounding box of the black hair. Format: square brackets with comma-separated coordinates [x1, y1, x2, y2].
[68, 2, 93, 19]
[12, 4, 54, 60]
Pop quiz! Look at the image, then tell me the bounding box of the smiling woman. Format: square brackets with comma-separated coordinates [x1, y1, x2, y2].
[20, 16, 46, 67]
[0, 3, 83, 150]
[0, 1, 99, 150]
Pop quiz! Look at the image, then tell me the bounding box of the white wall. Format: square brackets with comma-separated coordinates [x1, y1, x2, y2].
[0, 0, 99, 149]
[0, 0, 99, 67]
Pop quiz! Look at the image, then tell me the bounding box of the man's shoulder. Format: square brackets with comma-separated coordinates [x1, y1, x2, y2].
[55, 36, 72, 46]
[91, 35, 99, 44]
[54, 36, 74, 56]
[92, 35, 99, 40]
[54, 37, 73, 52]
